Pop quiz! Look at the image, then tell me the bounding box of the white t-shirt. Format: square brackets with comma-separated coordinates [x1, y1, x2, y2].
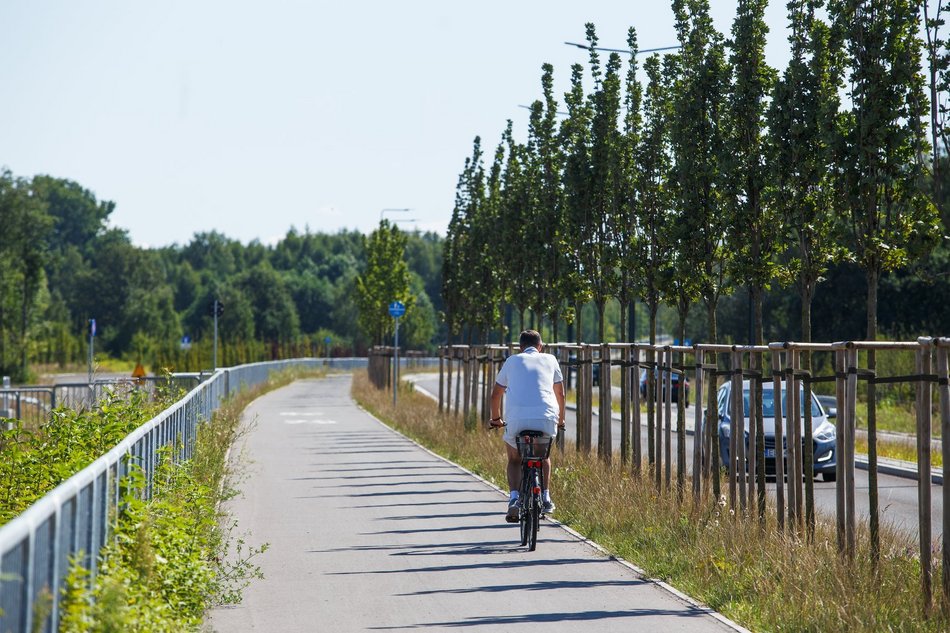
[495, 347, 563, 424]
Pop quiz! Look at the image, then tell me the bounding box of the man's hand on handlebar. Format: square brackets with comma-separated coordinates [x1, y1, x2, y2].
[489, 417, 506, 429]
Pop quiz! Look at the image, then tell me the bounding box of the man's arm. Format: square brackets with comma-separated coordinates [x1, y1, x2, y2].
[553, 381, 566, 429]
[489, 383, 506, 427]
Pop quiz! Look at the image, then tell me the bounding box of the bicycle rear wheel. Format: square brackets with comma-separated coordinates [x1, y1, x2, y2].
[519, 498, 530, 546]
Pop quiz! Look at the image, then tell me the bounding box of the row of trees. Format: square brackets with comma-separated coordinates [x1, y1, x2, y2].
[443, 0, 948, 350]
[0, 172, 444, 381]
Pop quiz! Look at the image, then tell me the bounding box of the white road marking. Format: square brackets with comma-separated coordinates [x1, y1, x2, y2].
[279, 412, 324, 417]
[284, 419, 337, 425]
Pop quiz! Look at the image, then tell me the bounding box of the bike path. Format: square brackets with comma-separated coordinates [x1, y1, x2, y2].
[207, 375, 745, 632]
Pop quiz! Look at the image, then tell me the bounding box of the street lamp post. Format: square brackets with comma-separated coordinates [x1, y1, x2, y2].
[380, 208, 412, 222]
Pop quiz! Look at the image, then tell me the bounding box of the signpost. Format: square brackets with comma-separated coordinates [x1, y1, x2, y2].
[209, 300, 224, 369]
[88, 318, 96, 383]
[389, 301, 406, 406]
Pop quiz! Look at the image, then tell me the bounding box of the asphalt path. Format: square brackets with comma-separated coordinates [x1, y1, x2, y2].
[408, 373, 945, 543]
[206, 375, 743, 633]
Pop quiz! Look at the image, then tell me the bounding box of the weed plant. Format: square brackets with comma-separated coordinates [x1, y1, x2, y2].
[354, 373, 950, 633]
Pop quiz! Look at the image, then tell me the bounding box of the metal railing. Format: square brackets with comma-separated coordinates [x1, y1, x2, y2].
[0, 357, 368, 633]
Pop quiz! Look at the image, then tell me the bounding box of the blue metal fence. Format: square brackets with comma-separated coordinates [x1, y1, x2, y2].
[0, 356, 409, 633]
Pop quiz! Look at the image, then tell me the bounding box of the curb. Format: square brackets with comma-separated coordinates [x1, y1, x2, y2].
[397, 378, 752, 633]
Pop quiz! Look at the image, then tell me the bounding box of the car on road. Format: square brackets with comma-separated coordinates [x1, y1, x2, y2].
[814, 394, 837, 419]
[709, 380, 837, 482]
[639, 368, 690, 407]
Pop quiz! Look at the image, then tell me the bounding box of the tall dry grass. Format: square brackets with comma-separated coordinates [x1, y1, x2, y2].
[353, 372, 949, 632]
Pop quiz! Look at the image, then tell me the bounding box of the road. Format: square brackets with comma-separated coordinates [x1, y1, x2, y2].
[408, 373, 945, 543]
[206, 375, 745, 633]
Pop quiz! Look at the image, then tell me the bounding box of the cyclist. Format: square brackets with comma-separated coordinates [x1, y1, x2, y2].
[488, 330, 566, 522]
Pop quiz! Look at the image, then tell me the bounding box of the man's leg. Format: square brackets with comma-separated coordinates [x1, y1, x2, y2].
[505, 442, 522, 522]
[506, 443, 522, 492]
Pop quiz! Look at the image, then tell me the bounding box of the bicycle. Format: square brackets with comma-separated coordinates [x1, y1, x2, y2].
[514, 430, 553, 551]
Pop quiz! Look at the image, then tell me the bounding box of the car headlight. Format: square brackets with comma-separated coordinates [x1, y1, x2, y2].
[813, 421, 836, 442]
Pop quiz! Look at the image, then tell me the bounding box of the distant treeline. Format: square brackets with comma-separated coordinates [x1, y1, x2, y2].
[0, 170, 443, 380]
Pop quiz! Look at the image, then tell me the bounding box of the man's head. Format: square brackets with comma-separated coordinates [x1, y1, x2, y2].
[519, 329, 542, 351]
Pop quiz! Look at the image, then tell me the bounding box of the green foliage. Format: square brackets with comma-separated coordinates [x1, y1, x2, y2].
[0, 387, 176, 525]
[355, 220, 414, 345]
[0, 171, 445, 375]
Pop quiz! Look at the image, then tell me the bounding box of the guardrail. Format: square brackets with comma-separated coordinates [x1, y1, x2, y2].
[0, 357, 371, 633]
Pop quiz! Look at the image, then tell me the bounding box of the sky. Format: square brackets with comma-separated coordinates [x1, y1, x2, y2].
[0, 1, 797, 248]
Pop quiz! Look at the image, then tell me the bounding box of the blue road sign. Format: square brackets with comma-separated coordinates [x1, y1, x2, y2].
[324, 336, 332, 344]
[388, 301, 406, 318]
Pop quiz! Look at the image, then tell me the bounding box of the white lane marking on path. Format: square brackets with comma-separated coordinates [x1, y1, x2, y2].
[279, 412, 324, 417]
[283, 419, 338, 425]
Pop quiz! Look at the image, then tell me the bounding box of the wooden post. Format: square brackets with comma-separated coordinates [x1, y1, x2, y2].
[935, 341, 950, 608]
[647, 346, 656, 470]
[790, 348, 803, 530]
[632, 346, 642, 479]
[692, 347, 704, 502]
[600, 343, 612, 463]
[846, 346, 858, 559]
[462, 347, 471, 422]
[747, 349, 757, 513]
[916, 344, 933, 615]
[439, 345, 445, 413]
[729, 349, 740, 512]
[772, 348, 785, 532]
[664, 346, 673, 491]
[620, 345, 631, 466]
[835, 348, 846, 553]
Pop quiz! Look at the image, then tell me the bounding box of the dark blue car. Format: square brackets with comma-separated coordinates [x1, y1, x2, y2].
[712, 380, 837, 482]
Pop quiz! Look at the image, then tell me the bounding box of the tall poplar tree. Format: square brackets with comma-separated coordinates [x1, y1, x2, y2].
[669, 0, 731, 497]
[617, 27, 644, 345]
[832, 0, 939, 562]
[561, 63, 594, 341]
[585, 24, 625, 343]
[768, 0, 845, 348]
[532, 64, 568, 341]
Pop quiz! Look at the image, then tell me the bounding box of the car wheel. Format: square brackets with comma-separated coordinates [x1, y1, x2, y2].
[822, 471, 836, 483]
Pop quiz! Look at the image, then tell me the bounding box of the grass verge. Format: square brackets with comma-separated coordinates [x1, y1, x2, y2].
[55, 367, 324, 632]
[354, 372, 949, 633]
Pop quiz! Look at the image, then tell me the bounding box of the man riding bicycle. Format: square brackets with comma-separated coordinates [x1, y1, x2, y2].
[488, 330, 566, 522]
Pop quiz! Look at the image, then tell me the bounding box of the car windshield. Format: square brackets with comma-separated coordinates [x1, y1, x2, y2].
[741, 389, 821, 418]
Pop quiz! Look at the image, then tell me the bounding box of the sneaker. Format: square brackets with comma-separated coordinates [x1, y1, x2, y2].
[542, 499, 555, 515]
[506, 498, 520, 523]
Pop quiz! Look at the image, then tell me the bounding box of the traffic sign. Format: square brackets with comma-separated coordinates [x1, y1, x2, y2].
[388, 301, 406, 318]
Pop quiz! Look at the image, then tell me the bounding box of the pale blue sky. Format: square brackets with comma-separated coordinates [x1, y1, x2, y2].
[1, 1, 795, 247]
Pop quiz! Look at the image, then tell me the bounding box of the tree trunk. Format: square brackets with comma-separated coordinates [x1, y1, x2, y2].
[596, 299, 606, 344]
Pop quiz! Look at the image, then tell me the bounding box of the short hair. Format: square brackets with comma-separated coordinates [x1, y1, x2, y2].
[519, 330, 542, 349]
